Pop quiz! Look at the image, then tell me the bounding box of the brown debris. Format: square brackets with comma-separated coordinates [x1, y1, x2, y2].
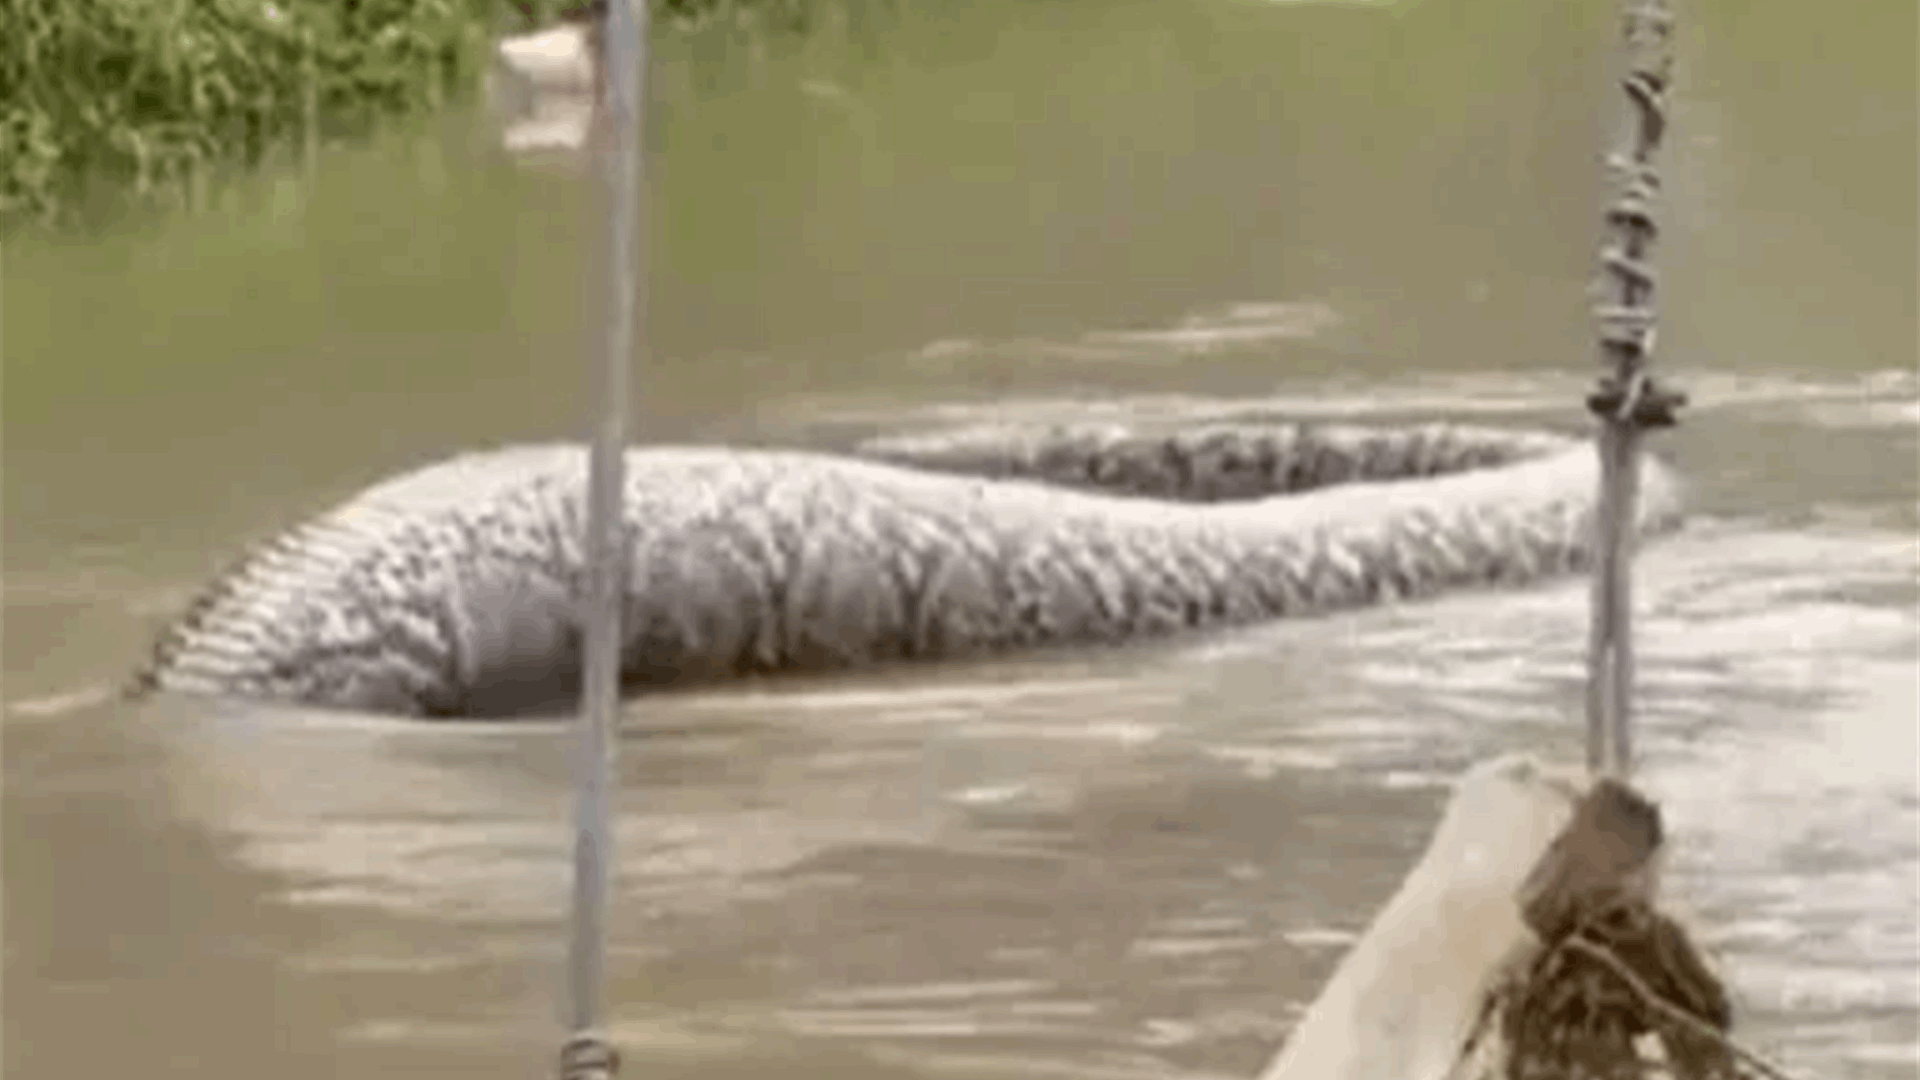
[1498, 779, 1738, 1080]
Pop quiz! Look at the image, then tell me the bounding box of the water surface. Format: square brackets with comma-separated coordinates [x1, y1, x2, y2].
[5, 1, 1915, 1076]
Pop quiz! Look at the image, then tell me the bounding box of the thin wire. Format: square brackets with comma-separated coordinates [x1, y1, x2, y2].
[1586, 1, 1677, 781]
[563, 0, 646, 1076]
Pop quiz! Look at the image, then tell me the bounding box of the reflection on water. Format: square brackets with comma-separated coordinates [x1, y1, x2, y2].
[5, 0, 1915, 1076]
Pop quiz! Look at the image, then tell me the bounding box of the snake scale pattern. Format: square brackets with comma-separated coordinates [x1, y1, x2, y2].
[129, 422, 1684, 718]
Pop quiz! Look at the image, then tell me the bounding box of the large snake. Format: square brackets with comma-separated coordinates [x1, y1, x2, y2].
[127, 421, 1684, 718]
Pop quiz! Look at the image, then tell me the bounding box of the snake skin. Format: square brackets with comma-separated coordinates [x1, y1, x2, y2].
[129, 422, 1684, 718]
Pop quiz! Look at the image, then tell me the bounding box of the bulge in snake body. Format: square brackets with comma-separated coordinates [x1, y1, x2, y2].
[127, 421, 1685, 718]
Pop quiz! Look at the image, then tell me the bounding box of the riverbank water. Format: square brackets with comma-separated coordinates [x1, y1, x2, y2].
[5, 0, 1914, 1076]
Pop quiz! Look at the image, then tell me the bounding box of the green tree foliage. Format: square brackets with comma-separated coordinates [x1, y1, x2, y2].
[0, 0, 514, 226]
[0, 0, 833, 230]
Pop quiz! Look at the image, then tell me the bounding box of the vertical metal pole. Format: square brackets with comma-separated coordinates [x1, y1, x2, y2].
[1585, 423, 1642, 778]
[561, 1, 646, 1077]
[1585, 0, 1676, 781]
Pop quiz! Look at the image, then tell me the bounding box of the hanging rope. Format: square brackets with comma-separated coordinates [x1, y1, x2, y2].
[1584, 0, 1687, 780]
[561, 0, 645, 1077]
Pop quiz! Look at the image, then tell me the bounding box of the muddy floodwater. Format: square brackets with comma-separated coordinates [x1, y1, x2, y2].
[5, 1, 1915, 1077]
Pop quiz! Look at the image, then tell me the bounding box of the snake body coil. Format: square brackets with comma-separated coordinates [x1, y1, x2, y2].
[130, 422, 1684, 717]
